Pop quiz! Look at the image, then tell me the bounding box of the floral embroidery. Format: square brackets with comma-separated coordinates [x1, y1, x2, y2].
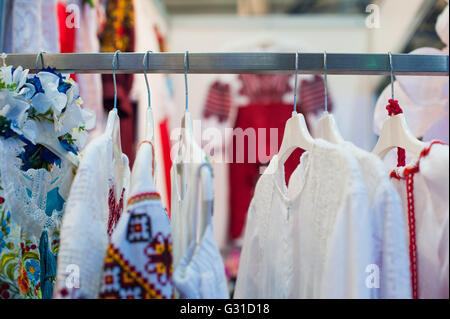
[127, 212, 152, 243]
[144, 232, 173, 286]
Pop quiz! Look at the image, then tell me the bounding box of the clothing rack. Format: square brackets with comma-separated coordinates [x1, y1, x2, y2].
[4, 52, 449, 75]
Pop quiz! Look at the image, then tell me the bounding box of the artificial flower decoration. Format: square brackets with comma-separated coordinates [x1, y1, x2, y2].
[0, 55, 95, 172]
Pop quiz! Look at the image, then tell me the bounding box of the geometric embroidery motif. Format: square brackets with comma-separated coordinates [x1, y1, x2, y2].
[144, 232, 173, 286]
[126, 212, 152, 243]
[99, 244, 165, 299]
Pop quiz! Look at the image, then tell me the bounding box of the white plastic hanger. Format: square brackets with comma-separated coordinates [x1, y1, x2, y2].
[372, 51, 426, 159]
[315, 51, 345, 144]
[31, 52, 80, 168]
[277, 51, 315, 165]
[105, 50, 125, 198]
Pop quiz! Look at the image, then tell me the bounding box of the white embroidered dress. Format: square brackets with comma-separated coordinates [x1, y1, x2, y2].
[235, 139, 405, 298]
[389, 141, 449, 299]
[54, 110, 130, 299]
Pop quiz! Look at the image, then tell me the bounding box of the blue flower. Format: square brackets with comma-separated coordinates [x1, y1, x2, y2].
[25, 259, 40, 281]
[17, 139, 61, 172]
[26, 76, 44, 95]
[0, 232, 5, 254]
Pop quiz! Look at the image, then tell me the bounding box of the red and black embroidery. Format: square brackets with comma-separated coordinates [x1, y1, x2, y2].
[126, 212, 152, 243]
[144, 232, 173, 286]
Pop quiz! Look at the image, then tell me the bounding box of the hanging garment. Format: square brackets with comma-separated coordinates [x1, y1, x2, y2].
[100, 0, 137, 166]
[170, 139, 211, 271]
[3, 0, 60, 53]
[389, 141, 449, 299]
[173, 163, 229, 299]
[98, 141, 174, 299]
[235, 139, 411, 298]
[339, 141, 412, 298]
[173, 225, 229, 299]
[75, 0, 106, 142]
[205, 72, 333, 241]
[0, 65, 94, 299]
[228, 102, 305, 241]
[54, 111, 130, 299]
[131, 0, 174, 211]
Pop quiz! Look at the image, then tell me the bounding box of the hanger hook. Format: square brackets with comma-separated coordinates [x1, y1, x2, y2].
[388, 51, 395, 100]
[324, 51, 328, 114]
[112, 50, 120, 110]
[36, 51, 45, 73]
[143, 50, 152, 109]
[292, 51, 299, 115]
[184, 51, 189, 111]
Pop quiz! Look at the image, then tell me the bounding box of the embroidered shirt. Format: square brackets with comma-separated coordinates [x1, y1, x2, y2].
[99, 141, 174, 299]
[389, 141, 449, 298]
[54, 110, 130, 299]
[235, 139, 389, 298]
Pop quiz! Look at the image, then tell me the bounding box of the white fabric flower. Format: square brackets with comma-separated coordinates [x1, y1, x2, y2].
[31, 72, 67, 115]
[0, 90, 30, 130]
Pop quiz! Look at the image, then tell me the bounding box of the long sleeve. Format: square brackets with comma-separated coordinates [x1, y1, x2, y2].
[233, 200, 262, 299]
[320, 186, 374, 298]
[374, 182, 412, 299]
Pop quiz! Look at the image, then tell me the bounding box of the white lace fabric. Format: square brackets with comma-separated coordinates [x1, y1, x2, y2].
[0, 138, 74, 240]
[235, 139, 411, 298]
[54, 119, 130, 299]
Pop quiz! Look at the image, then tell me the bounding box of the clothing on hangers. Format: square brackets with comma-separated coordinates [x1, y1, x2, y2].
[235, 139, 411, 298]
[173, 163, 229, 299]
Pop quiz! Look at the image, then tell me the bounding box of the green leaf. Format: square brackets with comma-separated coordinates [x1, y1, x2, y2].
[1, 252, 18, 272]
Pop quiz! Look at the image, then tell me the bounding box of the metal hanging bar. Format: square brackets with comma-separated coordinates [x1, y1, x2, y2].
[4, 52, 449, 75]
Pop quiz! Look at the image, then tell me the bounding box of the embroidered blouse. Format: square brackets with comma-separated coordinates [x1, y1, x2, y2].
[99, 141, 174, 299]
[389, 141, 449, 298]
[235, 139, 411, 298]
[54, 110, 130, 299]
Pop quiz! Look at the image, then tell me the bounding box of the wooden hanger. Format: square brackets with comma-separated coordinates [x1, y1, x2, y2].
[278, 51, 315, 165]
[372, 52, 426, 158]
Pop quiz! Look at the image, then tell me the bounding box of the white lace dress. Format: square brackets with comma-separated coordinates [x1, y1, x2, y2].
[54, 111, 130, 299]
[235, 139, 411, 298]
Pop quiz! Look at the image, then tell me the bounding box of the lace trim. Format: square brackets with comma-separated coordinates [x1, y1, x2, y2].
[0, 138, 73, 238]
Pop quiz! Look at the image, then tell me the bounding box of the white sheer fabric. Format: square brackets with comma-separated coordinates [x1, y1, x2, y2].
[235, 139, 411, 298]
[54, 111, 130, 299]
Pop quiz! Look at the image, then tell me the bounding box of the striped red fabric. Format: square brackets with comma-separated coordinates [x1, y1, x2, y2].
[300, 75, 333, 114]
[203, 74, 333, 122]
